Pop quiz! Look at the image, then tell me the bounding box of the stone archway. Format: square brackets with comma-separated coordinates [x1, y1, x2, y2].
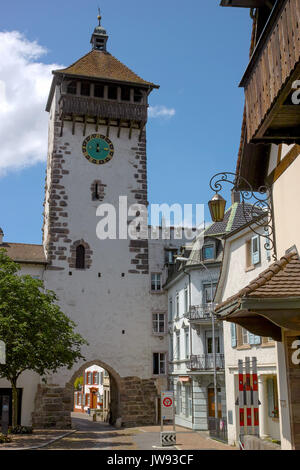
[67, 359, 122, 424]
[32, 360, 159, 429]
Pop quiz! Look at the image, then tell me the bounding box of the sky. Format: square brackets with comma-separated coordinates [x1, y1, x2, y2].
[0, 0, 253, 244]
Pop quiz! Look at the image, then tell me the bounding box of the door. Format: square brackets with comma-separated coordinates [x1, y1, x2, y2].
[0, 388, 22, 426]
[92, 392, 97, 409]
[207, 387, 222, 418]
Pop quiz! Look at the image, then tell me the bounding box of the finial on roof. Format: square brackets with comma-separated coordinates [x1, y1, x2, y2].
[97, 7, 101, 26]
[91, 7, 108, 51]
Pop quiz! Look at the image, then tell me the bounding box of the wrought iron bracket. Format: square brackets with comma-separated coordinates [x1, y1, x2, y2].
[209, 172, 277, 260]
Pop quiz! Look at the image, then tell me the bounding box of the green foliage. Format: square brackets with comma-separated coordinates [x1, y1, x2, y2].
[9, 425, 33, 434]
[0, 433, 11, 444]
[74, 376, 83, 390]
[0, 248, 88, 424]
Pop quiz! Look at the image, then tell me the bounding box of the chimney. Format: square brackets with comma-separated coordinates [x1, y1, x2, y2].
[231, 190, 240, 204]
[0, 228, 3, 244]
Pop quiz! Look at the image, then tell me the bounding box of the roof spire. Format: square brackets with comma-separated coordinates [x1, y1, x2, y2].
[91, 7, 108, 52]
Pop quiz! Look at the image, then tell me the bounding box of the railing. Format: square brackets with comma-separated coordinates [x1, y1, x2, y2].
[241, 0, 300, 142]
[59, 94, 148, 122]
[188, 354, 224, 371]
[186, 305, 212, 322]
[208, 417, 228, 444]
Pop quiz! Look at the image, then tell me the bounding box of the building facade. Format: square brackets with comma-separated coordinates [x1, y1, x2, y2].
[0, 17, 185, 428]
[215, 221, 280, 445]
[216, 0, 300, 450]
[165, 196, 257, 431]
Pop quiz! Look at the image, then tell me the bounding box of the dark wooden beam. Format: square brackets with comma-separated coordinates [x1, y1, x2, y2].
[83, 115, 87, 136]
[72, 115, 76, 135]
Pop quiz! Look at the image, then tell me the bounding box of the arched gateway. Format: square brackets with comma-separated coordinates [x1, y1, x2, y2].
[32, 360, 158, 429]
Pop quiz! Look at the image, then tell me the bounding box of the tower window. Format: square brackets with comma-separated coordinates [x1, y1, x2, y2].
[67, 81, 77, 95]
[108, 86, 118, 100]
[133, 88, 143, 103]
[121, 86, 131, 102]
[76, 245, 85, 269]
[80, 82, 91, 97]
[94, 84, 104, 98]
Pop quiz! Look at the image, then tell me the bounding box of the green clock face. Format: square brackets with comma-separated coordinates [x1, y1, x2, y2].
[82, 134, 114, 164]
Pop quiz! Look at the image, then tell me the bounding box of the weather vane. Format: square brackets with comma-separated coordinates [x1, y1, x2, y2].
[97, 7, 101, 26]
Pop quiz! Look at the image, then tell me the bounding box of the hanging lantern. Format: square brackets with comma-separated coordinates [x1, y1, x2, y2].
[208, 193, 226, 222]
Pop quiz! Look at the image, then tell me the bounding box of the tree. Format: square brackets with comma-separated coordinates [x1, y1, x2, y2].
[0, 249, 88, 427]
[74, 376, 83, 390]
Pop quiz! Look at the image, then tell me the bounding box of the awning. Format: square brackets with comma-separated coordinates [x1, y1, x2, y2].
[178, 376, 191, 383]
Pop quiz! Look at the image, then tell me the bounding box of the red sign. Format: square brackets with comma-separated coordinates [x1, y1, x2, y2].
[163, 397, 173, 408]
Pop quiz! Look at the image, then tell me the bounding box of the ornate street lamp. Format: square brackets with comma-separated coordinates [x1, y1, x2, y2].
[208, 172, 277, 260]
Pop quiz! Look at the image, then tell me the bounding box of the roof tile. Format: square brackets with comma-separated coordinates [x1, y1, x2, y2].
[54, 50, 159, 88]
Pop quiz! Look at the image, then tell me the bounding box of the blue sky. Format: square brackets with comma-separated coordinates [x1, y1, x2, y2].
[0, 0, 252, 244]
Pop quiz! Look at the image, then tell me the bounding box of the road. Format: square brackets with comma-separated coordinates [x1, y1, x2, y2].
[41, 413, 235, 450]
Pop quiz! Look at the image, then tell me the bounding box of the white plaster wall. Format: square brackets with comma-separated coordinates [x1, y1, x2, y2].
[216, 225, 280, 445]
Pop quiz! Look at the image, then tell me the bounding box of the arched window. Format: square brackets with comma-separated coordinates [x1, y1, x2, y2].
[76, 245, 85, 269]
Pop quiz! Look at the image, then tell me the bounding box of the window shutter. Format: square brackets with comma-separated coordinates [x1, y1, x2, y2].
[251, 235, 260, 265]
[231, 324, 237, 348]
[248, 332, 255, 345]
[254, 335, 261, 345]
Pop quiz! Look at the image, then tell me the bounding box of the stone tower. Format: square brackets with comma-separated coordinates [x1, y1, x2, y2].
[34, 15, 170, 428]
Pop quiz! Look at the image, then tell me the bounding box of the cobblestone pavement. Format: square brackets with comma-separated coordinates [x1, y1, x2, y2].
[0, 429, 74, 450]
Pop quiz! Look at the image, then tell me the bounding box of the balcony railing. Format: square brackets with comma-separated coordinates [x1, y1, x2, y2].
[185, 305, 213, 322]
[240, 0, 300, 144]
[188, 354, 225, 371]
[59, 94, 148, 122]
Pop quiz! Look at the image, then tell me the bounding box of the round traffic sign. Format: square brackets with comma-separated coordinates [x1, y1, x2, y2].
[163, 397, 173, 407]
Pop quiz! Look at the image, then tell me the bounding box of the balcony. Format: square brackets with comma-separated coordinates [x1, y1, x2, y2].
[59, 94, 148, 123]
[185, 305, 213, 323]
[240, 0, 300, 144]
[188, 354, 225, 371]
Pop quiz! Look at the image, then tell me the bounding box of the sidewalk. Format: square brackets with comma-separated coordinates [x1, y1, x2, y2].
[131, 425, 237, 451]
[0, 429, 75, 450]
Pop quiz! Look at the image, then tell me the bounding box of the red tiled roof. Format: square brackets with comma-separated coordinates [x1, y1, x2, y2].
[216, 251, 300, 312]
[0, 243, 47, 264]
[54, 50, 159, 88]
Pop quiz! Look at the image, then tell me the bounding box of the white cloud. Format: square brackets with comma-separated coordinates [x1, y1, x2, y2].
[148, 105, 176, 119]
[0, 31, 63, 175]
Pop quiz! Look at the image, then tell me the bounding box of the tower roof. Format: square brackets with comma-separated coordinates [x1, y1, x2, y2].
[53, 50, 159, 89]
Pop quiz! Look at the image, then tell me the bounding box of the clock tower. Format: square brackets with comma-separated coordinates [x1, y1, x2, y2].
[35, 14, 169, 429]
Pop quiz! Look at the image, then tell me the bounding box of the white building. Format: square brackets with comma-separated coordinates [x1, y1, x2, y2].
[214, 216, 280, 445]
[165, 194, 256, 432]
[73, 365, 105, 413]
[0, 17, 186, 428]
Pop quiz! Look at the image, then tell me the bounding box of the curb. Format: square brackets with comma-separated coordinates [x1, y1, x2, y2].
[3, 430, 77, 451]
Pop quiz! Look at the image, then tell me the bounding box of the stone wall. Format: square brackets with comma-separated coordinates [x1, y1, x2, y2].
[31, 376, 158, 429]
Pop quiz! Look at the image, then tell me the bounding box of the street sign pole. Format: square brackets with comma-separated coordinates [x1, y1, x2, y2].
[160, 391, 176, 447]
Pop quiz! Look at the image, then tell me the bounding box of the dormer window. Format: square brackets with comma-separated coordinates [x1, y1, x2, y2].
[203, 244, 215, 261]
[67, 81, 77, 95]
[80, 82, 90, 97]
